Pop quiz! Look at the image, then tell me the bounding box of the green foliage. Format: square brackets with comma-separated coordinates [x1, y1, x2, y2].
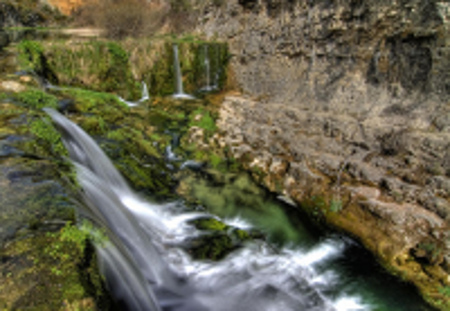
[80, 116, 108, 135]
[439, 286, 450, 297]
[30, 117, 67, 155]
[192, 217, 228, 231]
[149, 43, 176, 96]
[17, 40, 44, 71]
[16, 89, 58, 109]
[17, 40, 58, 83]
[330, 199, 343, 213]
[47, 41, 139, 98]
[189, 108, 217, 135]
[46, 222, 89, 258]
[61, 88, 128, 117]
[210, 153, 222, 168]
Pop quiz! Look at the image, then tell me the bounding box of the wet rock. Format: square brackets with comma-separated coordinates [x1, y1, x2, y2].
[215, 95, 450, 310]
[57, 98, 76, 113]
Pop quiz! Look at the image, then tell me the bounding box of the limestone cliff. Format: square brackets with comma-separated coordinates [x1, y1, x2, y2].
[198, 0, 450, 309]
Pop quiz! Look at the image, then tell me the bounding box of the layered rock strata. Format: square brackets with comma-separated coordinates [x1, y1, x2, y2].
[199, 0, 450, 308]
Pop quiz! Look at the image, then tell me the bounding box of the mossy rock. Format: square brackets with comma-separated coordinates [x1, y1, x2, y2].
[45, 41, 140, 99]
[0, 223, 114, 310]
[184, 216, 259, 261]
[17, 40, 58, 84]
[15, 88, 58, 109]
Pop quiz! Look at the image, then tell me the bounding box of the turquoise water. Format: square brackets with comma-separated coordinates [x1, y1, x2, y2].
[183, 171, 433, 311]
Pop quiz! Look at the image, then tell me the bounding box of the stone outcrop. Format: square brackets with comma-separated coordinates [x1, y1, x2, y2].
[201, 0, 450, 105]
[216, 95, 449, 308]
[0, 0, 64, 27]
[198, 0, 450, 308]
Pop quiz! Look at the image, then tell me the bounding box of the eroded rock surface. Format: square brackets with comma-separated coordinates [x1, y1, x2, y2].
[216, 95, 450, 309]
[199, 0, 450, 308]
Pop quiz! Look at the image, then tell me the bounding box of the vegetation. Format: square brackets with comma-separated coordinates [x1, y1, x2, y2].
[29, 116, 67, 156]
[189, 108, 217, 135]
[16, 88, 58, 109]
[17, 40, 58, 83]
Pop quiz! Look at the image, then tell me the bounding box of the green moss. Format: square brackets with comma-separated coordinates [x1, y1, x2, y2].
[210, 153, 222, 169]
[425, 286, 450, 311]
[0, 221, 110, 310]
[189, 108, 217, 135]
[231, 228, 250, 241]
[45, 40, 139, 98]
[17, 40, 44, 70]
[439, 286, 450, 297]
[192, 217, 228, 231]
[17, 40, 58, 83]
[300, 195, 328, 224]
[329, 199, 343, 213]
[16, 89, 58, 109]
[29, 116, 67, 156]
[149, 44, 176, 96]
[187, 233, 232, 261]
[80, 116, 108, 135]
[61, 88, 127, 112]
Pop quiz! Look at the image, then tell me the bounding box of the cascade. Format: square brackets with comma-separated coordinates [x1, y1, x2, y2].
[201, 45, 213, 92]
[173, 44, 194, 99]
[45, 108, 368, 311]
[118, 81, 150, 107]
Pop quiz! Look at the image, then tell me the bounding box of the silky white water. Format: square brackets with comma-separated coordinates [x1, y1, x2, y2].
[46, 108, 432, 311]
[173, 44, 195, 99]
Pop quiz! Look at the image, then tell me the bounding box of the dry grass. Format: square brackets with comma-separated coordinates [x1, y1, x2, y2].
[72, 0, 166, 39]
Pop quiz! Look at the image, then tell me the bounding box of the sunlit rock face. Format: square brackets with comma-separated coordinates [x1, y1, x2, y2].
[199, 1, 450, 309]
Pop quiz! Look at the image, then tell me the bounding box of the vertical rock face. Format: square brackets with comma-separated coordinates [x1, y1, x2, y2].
[199, 1, 450, 309]
[201, 0, 450, 107]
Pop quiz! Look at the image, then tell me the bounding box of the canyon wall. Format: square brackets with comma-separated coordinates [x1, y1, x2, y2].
[201, 0, 450, 107]
[198, 0, 450, 308]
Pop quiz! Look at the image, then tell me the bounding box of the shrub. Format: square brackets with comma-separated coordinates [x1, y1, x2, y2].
[17, 40, 58, 83]
[73, 0, 165, 39]
[17, 89, 58, 109]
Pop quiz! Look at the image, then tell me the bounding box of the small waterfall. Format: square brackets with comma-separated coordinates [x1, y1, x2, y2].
[118, 81, 150, 107]
[205, 45, 211, 91]
[141, 81, 150, 102]
[201, 45, 213, 92]
[173, 44, 194, 99]
[45, 108, 369, 311]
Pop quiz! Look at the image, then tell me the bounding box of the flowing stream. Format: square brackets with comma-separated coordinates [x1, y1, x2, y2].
[44, 108, 432, 311]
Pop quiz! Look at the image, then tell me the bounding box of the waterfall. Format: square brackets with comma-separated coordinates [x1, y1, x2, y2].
[45, 108, 369, 311]
[201, 44, 219, 92]
[173, 44, 194, 99]
[141, 81, 150, 102]
[118, 81, 150, 107]
[201, 45, 213, 92]
[205, 45, 211, 91]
